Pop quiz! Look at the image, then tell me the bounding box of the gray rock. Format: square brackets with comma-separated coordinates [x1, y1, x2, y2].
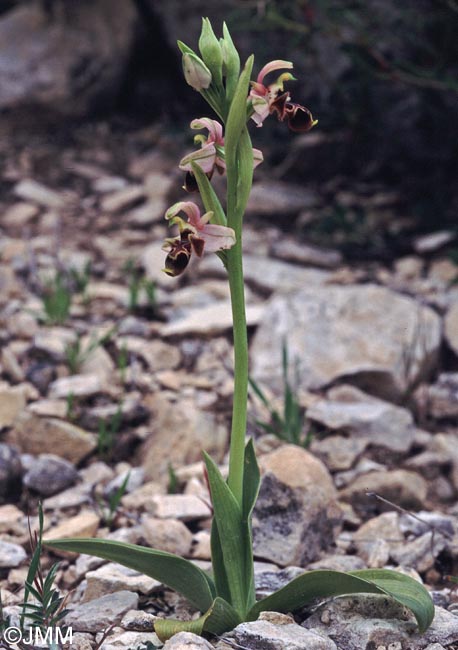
[252, 445, 342, 566]
[255, 566, 305, 599]
[65, 590, 138, 633]
[0, 443, 22, 500]
[84, 563, 160, 601]
[231, 612, 337, 650]
[390, 532, 446, 572]
[141, 392, 227, 484]
[99, 629, 161, 650]
[0, 1, 137, 116]
[251, 284, 441, 400]
[340, 469, 428, 517]
[304, 598, 458, 650]
[103, 468, 144, 498]
[271, 238, 342, 269]
[0, 385, 27, 429]
[445, 302, 458, 356]
[353, 512, 404, 569]
[246, 181, 320, 216]
[23, 453, 78, 496]
[425, 372, 458, 418]
[11, 411, 96, 464]
[0, 540, 26, 568]
[307, 385, 417, 454]
[201, 254, 330, 294]
[414, 231, 455, 253]
[163, 632, 214, 649]
[310, 435, 367, 472]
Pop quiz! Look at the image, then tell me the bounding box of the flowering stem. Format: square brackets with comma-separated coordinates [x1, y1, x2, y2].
[226, 127, 253, 507]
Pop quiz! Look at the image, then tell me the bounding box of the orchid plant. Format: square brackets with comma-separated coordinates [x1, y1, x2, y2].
[46, 19, 434, 642]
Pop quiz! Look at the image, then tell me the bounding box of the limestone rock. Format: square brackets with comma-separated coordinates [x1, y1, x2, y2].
[231, 613, 337, 650]
[23, 454, 78, 496]
[11, 411, 96, 463]
[303, 598, 458, 650]
[48, 374, 103, 399]
[141, 516, 193, 556]
[340, 470, 428, 516]
[163, 632, 214, 650]
[425, 372, 458, 418]
[251, 284, 441, 400]
[44, 511, 100, 556]
[141, 392, 227, 484]
[98, 630, 161, 650]
[353, 512, 403, 568]
[0, 540, 26, 568]
[0, 1, 137, 116]
[65, 591, 138, 633]
[84, 563, 160, 601]
[161, 302, 264, 337]
[307, 385, 417, 453]
[252, 445, 341, 566]
[445, 303, 458, 355]
[0, 385, 26, 429]
[147, 494, 211, 521]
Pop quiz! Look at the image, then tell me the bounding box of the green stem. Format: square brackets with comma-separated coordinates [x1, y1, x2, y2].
[226, 239, 248, 506]
[225, 128, 253, 507]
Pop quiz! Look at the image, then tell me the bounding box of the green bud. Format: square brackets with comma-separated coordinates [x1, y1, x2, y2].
[198, 18, 223, 87]
[182, 52, 212, 91]
[221, 22, 240, 102]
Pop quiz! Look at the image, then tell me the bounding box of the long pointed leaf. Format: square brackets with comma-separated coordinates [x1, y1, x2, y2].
[210, 519, 231, 603]
[191, 162, 227, 226]
[225, 56, 254, 172]
[248, 569, 434, 634]
[155, 597, 242, 642]
[203, 453, 246, 615]
[241, 439, 260, 612]
[44, 538, 214, 612]
[350, 569, 434, 633]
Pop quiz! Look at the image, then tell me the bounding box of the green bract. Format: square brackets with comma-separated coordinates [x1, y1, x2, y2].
[45, 19, 435, 644]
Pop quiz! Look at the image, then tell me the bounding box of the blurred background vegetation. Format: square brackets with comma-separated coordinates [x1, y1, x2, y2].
[1, 0, 457, 250]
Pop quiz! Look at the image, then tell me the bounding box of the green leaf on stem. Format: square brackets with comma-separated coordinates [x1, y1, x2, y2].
[225, 55, 254, 172]
[235, 127, 254, 221]
[191, 162, 227, 226]
[248, 568, 434, 634]
[43, 538, 215, 613]
[155, 597, 242, 642]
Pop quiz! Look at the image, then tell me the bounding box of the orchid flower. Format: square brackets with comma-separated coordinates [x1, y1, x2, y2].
[162, 201, 236, 277]
[179, 118, 263, 191]
[249, 59, 317, 132]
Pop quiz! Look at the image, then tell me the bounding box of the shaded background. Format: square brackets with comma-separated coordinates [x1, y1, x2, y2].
[1, 0, 457, 259]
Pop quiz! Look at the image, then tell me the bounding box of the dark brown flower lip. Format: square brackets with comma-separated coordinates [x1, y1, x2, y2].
[285, 103, 316, 133]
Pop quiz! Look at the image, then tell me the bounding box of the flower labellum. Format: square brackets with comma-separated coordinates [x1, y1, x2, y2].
[182, 52, 212, 90]
[162, 201, 236, 277]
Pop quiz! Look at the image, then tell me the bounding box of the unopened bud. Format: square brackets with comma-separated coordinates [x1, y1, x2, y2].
[199, 18, 223, 86]
[220, 22, 240, 101]
[182, 52, 212, 91]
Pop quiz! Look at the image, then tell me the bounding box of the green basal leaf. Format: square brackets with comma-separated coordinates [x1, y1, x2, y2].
[191, 162, 227, 226]
[44, 538, 215, 613]
[210, 519, 232, 603]
[242, 439, 260, 520]
[351, 568, 435, 633]
[203, 452, 247, 616]
[155, 597, 242, 642]
[241, 439, 260, 612]
[248, 569, 434, 634]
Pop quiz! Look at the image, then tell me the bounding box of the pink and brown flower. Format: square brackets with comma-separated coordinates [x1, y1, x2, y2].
[162, 201, 236, 277]
[249, 60, 317, 132]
